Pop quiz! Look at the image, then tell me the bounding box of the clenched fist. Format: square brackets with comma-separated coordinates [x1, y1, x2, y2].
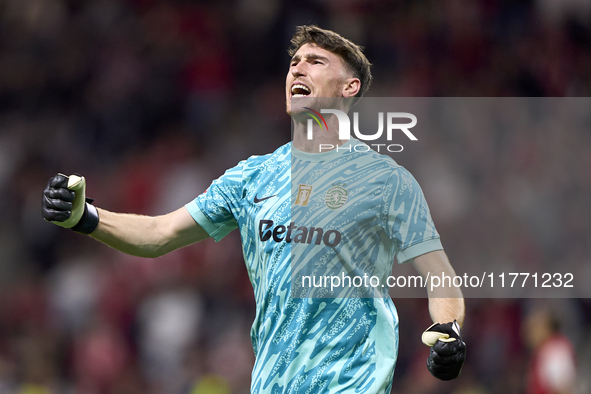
[42, 173, 99, 234]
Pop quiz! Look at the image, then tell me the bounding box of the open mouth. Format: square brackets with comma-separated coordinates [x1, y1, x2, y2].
[291, 84, 311, 97]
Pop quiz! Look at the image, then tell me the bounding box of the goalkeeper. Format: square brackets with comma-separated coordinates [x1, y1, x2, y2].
[42, 25, 465, 392]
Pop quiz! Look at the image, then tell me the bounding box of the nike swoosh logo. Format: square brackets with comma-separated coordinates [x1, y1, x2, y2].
[254, 194, 277, 203]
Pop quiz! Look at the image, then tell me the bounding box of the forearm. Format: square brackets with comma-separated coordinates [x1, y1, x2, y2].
[427, 267, 465, 326]
[428, 294, 465, 327]
[90, 208, 171, 257]
[91, 206, 208, 257]
[413, 250, 466, 326]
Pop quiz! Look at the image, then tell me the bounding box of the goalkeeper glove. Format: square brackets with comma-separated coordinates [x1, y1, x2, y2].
[422, 320, 466, 380]
[42, 173, 99, 234]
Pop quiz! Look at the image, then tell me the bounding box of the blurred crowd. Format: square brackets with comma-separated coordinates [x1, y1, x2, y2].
[1, 0, 591, 393]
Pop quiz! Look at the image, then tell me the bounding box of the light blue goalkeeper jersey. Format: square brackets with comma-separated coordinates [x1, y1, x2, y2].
[185, 138, 442, 393]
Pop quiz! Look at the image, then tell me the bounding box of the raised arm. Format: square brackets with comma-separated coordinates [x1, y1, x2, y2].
[42, 174, 209, 258]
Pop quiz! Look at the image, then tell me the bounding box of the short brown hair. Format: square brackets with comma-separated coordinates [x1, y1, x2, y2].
[288, 25, 373, 97]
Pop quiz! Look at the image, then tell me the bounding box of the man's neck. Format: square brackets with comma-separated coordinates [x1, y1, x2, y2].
[291, 118, 349, 153]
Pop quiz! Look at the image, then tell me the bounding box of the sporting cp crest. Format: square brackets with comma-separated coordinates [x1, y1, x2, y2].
[325, 184, 348, 210]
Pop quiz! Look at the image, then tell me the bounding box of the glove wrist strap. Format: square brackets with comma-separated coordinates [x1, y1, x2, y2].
[71, 201, 99, 234]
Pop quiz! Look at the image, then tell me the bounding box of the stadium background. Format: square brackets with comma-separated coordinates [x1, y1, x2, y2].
[1, 0, 591, 393]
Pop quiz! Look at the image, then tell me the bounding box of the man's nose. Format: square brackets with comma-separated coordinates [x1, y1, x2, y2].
[291, 62, 306, 77]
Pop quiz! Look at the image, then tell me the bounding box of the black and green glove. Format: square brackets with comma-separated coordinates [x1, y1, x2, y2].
[422, 320, 466, 380]
[42, 173, 99, 234]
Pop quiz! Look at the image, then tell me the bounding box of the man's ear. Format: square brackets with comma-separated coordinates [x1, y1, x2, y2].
[342, 78, 361, 97]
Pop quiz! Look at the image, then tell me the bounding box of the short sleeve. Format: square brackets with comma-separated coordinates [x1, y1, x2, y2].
[381, 167, 443, 263]
[185, 161, 245, 242]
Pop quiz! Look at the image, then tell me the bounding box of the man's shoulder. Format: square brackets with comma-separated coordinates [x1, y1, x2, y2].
[348, 140, 404, 173]
[347, 143, 424, 190]
[240, 142, 291, 173]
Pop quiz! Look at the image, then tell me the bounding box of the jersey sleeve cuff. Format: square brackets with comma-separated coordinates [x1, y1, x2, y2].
[184, 200, 234, 242]
[397, 238, 443, 264]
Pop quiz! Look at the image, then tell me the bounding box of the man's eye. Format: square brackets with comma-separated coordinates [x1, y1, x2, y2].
[313, 60, 322, 65]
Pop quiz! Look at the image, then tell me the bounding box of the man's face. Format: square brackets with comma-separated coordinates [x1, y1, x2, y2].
[285, 43, 357, 115]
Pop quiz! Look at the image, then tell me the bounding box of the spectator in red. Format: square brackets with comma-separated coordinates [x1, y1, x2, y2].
[524, 305, 577, 394]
